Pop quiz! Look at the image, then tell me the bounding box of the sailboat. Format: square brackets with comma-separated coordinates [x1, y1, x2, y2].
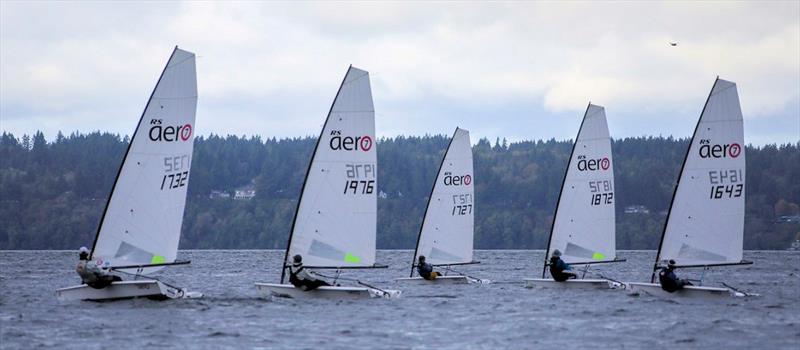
[627, 78, 753, 298]
[395, 128, 486, 285]
[56, 46, 201, 301]
[255, 66, 400, 299]
[524, 104, 625, 289]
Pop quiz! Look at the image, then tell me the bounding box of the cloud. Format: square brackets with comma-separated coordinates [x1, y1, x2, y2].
[1, 1, 798, 144]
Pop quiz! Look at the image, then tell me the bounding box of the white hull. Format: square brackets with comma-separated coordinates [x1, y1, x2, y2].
[395, 275, 488, 285]
[523, 278, 622, 290]
[626, 282, 746, 298]
[255, 283, 401, 299]
[56, 280, 201, 301]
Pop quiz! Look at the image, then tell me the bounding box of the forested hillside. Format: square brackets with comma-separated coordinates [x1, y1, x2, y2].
[1, 131, 798, 250]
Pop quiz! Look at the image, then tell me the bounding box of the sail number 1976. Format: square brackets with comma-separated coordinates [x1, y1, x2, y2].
[343, 163, 375, 195]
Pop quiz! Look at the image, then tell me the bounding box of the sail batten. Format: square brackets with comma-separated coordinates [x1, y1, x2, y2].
[90, 47, 198, 274]
[655, 78, 746, 268]
[545, 104, 616, 267]
[284, 67, 377, 271]
[413, 128, 475, 268]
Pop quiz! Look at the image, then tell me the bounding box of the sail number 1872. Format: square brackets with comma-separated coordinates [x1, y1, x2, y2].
[589, 180, 613, 206]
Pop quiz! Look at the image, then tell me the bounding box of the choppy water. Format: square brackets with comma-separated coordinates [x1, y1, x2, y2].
[0, 250, 798, 349]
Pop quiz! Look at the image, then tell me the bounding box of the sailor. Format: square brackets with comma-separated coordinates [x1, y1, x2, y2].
[288, 254, 331, 291]
[75, 247, 121, 289]
[417, 255, 440, 280]
[658, 259, 693, 292]
[549, 249, 577, 282]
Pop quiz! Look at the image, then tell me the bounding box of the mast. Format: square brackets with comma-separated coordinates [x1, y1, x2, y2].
[541, 103, 591, 278]
[650, 77, 718, 283]
[89, 46, 179, 260]
[280, 66, 353, 284]
[409, 127, 460, 277]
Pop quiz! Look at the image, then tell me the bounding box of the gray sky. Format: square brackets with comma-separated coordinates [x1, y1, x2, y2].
[1, 1, 798, 145]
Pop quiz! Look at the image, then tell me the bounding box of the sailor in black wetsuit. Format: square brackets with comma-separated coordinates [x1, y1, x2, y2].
[417, 255, 440, 280]
[75, 246, 122, 289]
[549, 249, 577, 282]
[658, 259, 693, 292]
[288, 254, 332, 291]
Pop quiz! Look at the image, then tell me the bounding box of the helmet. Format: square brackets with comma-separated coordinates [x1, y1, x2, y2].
[293, 254, 302, 263]
[552, 249, 562, 257]
[79, 246, 89, 260]
[418, 255, 426, 262]
[668, 259, 676, 267]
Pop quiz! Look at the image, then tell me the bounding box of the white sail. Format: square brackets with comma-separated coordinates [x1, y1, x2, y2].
[287, 66, 377, 267]
[658, 78, 745, 266]
[547, 104, 616, 264]
[414, 128, 475, 265]
[91, 47, 197, 274]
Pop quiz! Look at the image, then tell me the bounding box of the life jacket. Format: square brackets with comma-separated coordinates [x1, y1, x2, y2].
[418, 262, 434, 279]
[288, 263, 304, 286]
[550, 258, 572, 282]
[659, 267, 681, 293]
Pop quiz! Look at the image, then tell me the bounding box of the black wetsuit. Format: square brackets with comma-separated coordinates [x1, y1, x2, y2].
[417, 262, 437, 280]
[658, 267, 692, 293]
[288, 263, 331, 291]
[549, 257, 577, 282]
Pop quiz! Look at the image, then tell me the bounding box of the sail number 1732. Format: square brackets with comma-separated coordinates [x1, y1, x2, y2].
[161, 155, 190, 190]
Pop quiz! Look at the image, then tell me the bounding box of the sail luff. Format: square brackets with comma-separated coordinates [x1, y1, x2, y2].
[90, 47, 197, 275]
[280, 65, 353, 284]
[409, 127, 460, 277]
[413, 128, 474, 267]
[652, 77, 746, 280]
[651, 79, 717, 281]
[544, 103, 615, 270]
[284, 66, 377, 270]
[541, 103, 591, 278]
[89, 46, 178, 260]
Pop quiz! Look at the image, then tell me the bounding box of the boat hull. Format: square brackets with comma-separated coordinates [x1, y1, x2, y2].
[626, 282, 744, 298]
[394, 276, 485, 285]
[255, 283, 401, 299]
[523, 278, 622, 289]
[55, 280, 199, 301]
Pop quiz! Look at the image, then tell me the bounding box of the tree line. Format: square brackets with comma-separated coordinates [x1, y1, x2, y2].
[1, 131, 798, 250]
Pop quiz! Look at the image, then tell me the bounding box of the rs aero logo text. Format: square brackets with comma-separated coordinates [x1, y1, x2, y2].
[698, 139, 741, 158]
[149, 119, 192, 142]
[443, 171, 472, 186]
[577, 155, 610, 171]
[329, 130, 372, 152]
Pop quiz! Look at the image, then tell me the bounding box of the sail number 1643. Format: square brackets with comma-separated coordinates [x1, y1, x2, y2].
[709, 169, 743, 199]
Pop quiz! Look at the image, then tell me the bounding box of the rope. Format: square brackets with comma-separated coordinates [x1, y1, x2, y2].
[312, 271, 391, 297]
[441, 266, 483, 282]
[113, 269, 185, 296]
